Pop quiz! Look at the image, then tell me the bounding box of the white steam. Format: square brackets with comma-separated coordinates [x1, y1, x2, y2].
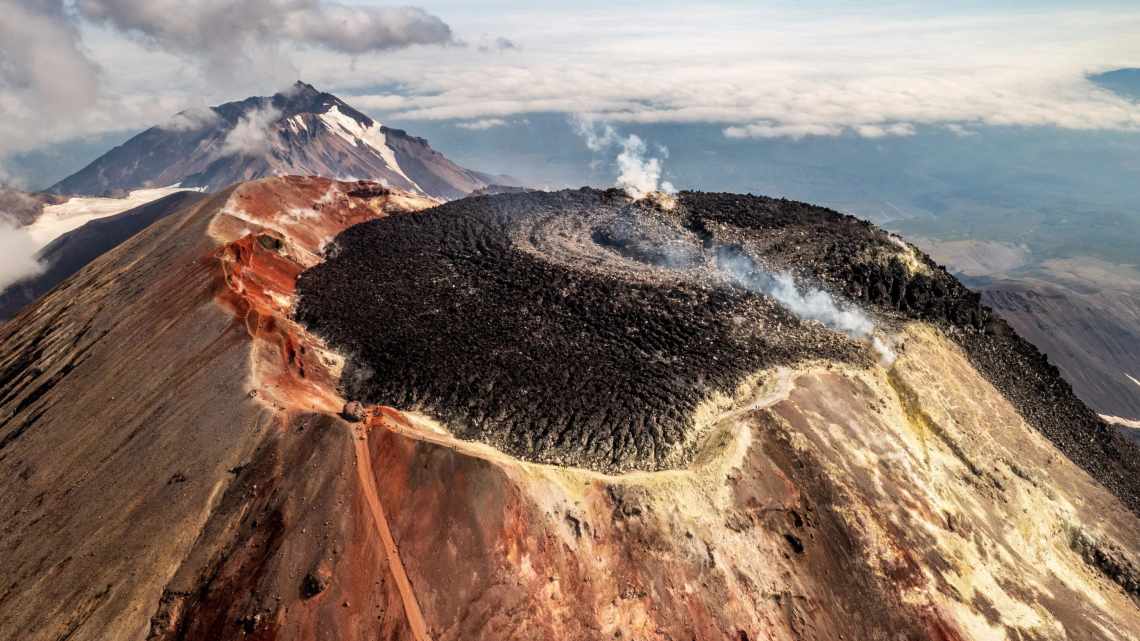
[219, 105, 282, 157]
[572, 116, 675, 198]
[616, 135, 676, 199]
[716, 248, 896, 366]
[575, 115, 896, 366]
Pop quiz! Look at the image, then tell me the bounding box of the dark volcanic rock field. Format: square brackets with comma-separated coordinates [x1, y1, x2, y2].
[295, 189, 867, 471]
[296, 188, 1140, 508]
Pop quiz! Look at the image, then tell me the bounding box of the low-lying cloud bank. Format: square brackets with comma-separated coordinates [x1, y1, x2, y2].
[336, 6, 1140, 140]
[0, 221, 44, 291]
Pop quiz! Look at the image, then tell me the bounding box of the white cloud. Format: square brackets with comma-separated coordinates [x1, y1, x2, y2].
[724, 122, 846, 140]
[219, 105, 282, 157]
[0, 221, 44, 290]
[0, 1, 100, 159]
[944, 123, 978, 137]
[77, 1, 453, 56]
[319, 6, 1140, 140]
[854, 122, 916, 139]
[348, 94, 412, 112]
[456, 118, 509, 130]
[160, 107, 221, 132]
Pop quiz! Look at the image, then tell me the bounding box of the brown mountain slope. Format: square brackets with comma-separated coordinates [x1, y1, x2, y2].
[978, 278, 1140, 421]
[915, 239, 1140, 424]
[0, 190, 207, 321]
[1, 178, 1139, 640]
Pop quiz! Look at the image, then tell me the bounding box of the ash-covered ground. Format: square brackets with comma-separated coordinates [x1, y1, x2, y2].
[296, 188, 1140, 505]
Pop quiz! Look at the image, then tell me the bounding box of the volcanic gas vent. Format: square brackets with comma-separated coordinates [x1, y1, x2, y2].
[295, 189, 870, 471]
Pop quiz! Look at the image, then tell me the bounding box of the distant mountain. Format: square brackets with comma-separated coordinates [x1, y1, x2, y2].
[0, 188, 63, 226]
[919, 235, 1140, 424]
[49, 82, 508, 200]
[0, 191, 206, 320]
[974, 276, 1140, 421]
[1090, 68, 1140, 101]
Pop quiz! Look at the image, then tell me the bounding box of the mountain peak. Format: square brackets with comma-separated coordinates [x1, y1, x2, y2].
[49, 86, 506, 200]
[286, 80, 320, 98]
[5, 177, 1140, 639]
[257, 82, 370, 125]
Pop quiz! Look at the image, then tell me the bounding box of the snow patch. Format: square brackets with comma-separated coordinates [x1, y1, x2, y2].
[318, 106, 421, 193]
[28, 185, 201, 249]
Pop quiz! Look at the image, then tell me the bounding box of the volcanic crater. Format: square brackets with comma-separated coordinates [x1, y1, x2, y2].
[295, 189, 890, 471]
[295, 186, 1140, 507]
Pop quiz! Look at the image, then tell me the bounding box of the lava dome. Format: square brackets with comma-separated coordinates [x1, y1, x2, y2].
[294, 188, 871, 471]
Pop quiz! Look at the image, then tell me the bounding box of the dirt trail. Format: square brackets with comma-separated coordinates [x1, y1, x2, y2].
[343, 366, 795, 640]
[352, 430, 433, 641]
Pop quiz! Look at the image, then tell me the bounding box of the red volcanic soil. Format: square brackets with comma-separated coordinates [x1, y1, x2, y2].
[0, 177, 439, 641]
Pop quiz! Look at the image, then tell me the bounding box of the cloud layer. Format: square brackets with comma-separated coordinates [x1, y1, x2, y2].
[0, 221, 44, 291]
[327, 5, 1140, 140]
[5, 1, 1140, 173]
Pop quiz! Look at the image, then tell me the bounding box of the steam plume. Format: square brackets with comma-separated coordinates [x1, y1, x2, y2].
[717, 247, 896, 365]
[603, 216, 897, 366]
[577, 116, 895, 365]
[572, 117, 675, 198]
[616, 135, 676, 199]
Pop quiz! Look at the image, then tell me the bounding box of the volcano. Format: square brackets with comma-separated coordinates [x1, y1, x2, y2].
[2, 178, 1139, 640]
[49, 82, 507, 201]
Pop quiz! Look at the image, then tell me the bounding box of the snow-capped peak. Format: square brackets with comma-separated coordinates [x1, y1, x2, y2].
[318, 105, 420, 191]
